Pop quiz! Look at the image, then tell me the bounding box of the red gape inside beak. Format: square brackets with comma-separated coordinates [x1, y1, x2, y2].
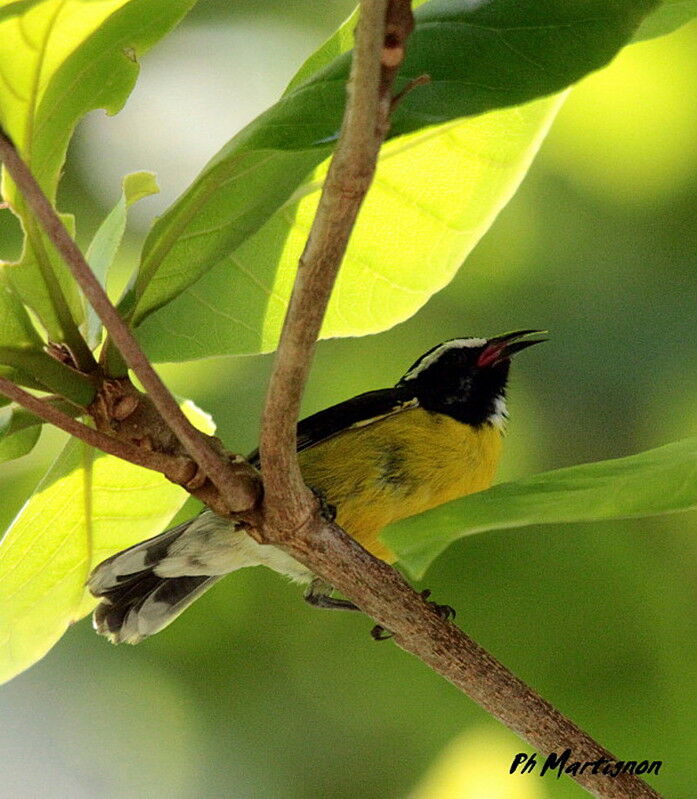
[477, 342, 505, 368]
[476, 330, 547, 368]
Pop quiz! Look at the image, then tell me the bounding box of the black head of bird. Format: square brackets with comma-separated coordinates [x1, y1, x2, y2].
[397, 330, 546, 426]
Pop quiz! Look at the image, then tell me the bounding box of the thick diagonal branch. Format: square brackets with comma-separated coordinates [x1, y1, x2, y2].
[279, 520, 662, 799]
[256, 3, 662, 798]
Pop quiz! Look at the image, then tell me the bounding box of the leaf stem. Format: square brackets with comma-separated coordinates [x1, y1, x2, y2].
[0, 347, 96, 406]
[22, 214, 98, 373]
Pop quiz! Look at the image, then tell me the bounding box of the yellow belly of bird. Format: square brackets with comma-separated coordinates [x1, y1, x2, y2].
[298, 407, 502, 562]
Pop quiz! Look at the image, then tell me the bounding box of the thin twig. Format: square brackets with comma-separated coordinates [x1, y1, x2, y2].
[0, 129, 260, 515]
[390, 72, 430, 111]
[0, 377, 194, 481]
[256, 3, 662, 798]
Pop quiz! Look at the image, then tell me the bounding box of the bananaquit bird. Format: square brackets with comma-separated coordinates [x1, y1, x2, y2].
[89, 330, 544, 644]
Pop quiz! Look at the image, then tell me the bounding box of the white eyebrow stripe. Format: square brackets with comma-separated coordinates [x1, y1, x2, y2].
[401, 338, 486, 381]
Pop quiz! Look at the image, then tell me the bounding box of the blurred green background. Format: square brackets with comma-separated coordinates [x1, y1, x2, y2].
[1, 3, 696, 797]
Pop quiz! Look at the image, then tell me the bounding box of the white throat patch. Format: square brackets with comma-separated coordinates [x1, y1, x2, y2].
[401, 338, 487, 381]
[489, 394, 509, 430]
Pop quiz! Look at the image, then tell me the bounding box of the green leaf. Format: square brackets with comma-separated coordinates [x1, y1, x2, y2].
[0, 398, 215, 685]
[0, 0, 194, 338]
[290, 0, 696, 95]
[0, 364, 52, 392]
[85, 170, 159, 347]
[382, 437, 697, 579]
[0, 396, 80, 463]
[0, 268, 96, 402]
[130, 148, 328, 326]
[4, 211, 84, 340]
[121, 170, 160, 208]
[136, 93, 565, 359]
[0, 425, 40, 462]
[0, 404, 42, 462]
[0, 265, 44, 351]
[634, 0, 697, 40]
[0, 0, 193, 204]
[0, 349, 97, 405]
[282, 6, 360, 95]
[129, 0, 656, 355]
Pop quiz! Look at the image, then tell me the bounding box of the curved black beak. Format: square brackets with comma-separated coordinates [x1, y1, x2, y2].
[477, 329, 547, 367]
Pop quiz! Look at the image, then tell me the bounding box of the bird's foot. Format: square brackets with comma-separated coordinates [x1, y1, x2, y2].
[419, 588, 456, 621]
[309, 486, 337, 523]
[370, 589, 456, 642]
[304, 578, 359, 612]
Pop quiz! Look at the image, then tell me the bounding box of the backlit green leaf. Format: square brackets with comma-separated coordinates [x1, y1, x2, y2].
[85, 171, 159, 346]
[136, 94, 564, 359]
[0, 0, 194, 338]
[634, 0, 697, 39]
[0, 266, 96, 401]
[0, 397, 79, 464]
[0, 266, 44, 351]
[130, 0, 656, 358]
[382, 437, 697, 578]
[0, 398, 214, 685]
[0, 404, 42, 462]
[4, 211, 83, 340]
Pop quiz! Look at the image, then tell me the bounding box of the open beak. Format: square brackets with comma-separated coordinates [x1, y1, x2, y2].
[476, 329, 547, 368]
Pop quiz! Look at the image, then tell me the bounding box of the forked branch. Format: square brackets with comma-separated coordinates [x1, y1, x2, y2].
[0, 377, 195, 482]
[256, 2, 662, 798]
[0, 129, 260, 516]
[0, 3, 664, 796]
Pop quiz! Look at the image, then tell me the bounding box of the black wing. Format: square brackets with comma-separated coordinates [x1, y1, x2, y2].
[247, 385, 417, 468]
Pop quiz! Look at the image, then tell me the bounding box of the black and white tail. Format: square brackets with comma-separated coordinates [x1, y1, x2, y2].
[88, 522, 221, 645]
[88, 510, 313, 644]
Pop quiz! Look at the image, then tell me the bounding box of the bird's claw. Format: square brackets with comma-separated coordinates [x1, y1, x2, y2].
[310, 486, 337, 522]
[419, 588, 456, 621]
[370, 624, 393, 641]
[370, 589, 456, 642]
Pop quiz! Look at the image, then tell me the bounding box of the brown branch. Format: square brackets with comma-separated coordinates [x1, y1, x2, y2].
[280, 523, 662, 799]
[257, 3, 662, 798]
[260, 0, 412, 523]
[0, 4, 664, 796]
[0, 129, 260, 515]
[0, 377, 195, 483]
